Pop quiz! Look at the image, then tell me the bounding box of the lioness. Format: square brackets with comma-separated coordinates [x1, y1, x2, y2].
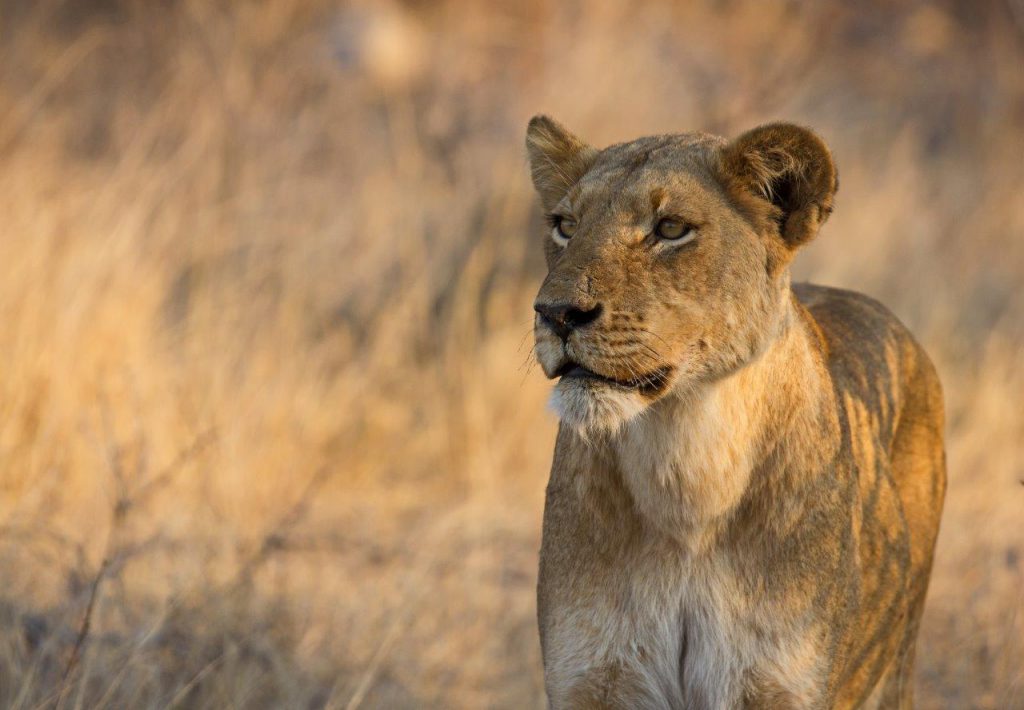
[526, 117, 946, 709]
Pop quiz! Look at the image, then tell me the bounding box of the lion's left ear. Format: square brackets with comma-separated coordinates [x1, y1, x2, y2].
[719, 122, 838, 250]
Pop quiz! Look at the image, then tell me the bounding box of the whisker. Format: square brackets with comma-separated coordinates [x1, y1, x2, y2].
[604, 346, 663, 370]
[633, 341, 666, 363]
[516, 324, 535, 354]
[517, 345, 537, 373]
[602, 352, 666, 388]
[519, 345, 540, 387]
[620, 354, 642, 385]
[634, 326, 672, 352]
[618, 351, 671, 389]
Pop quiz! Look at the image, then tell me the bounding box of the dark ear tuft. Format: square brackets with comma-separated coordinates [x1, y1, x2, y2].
[719, 122, 838, 250]
[525, 115, 597, 211]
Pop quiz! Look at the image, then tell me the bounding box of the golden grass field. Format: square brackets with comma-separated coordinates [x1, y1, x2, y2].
[0, 1, 1022, 707]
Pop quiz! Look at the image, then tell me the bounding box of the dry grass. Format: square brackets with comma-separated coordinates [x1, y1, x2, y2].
[0, 0, 1022, 707]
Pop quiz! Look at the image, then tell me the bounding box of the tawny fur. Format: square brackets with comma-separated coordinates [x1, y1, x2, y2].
[527, 116, 946, 709]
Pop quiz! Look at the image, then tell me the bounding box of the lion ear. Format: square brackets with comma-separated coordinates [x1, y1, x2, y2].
[525, 115, 597, 211]
[720, 122, 838, 250]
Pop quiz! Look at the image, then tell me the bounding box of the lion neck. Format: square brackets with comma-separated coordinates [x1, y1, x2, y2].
[588, 295, 836, 549]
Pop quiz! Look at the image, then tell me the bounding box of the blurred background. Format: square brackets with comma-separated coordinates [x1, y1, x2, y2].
[0, 0, 1022, 707]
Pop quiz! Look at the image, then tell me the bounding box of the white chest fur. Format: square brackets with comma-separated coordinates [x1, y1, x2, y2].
[615, 377, 764, 546]
[543, 540, 753, 709]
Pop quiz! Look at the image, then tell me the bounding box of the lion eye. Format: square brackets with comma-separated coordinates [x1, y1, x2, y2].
[655, 218, 693, 242]
[556, 217, 578, 239]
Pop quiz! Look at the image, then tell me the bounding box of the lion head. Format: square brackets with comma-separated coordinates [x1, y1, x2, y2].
[526, 116, 838, 435]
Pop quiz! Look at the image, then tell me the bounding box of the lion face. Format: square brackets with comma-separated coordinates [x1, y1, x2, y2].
[526, 117, 837, 435]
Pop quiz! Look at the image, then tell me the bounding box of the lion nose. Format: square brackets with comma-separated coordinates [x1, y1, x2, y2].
[534, 301, 603, 340]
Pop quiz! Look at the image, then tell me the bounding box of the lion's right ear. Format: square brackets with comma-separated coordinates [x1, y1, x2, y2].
[525, 115, 597, 211]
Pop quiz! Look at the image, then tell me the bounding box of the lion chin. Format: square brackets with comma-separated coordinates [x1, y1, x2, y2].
[549, 377, 648, 438]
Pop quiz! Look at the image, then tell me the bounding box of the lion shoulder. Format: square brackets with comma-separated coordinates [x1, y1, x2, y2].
[794, 282, 942, 434]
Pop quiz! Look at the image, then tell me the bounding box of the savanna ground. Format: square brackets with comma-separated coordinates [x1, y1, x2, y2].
[0, 1, 1022, 707]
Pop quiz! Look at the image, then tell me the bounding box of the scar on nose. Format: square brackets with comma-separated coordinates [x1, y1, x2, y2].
[581, 275, 594, 295]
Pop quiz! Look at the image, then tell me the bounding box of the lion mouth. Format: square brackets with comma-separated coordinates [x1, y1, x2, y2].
[553, 361, 673, 395]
